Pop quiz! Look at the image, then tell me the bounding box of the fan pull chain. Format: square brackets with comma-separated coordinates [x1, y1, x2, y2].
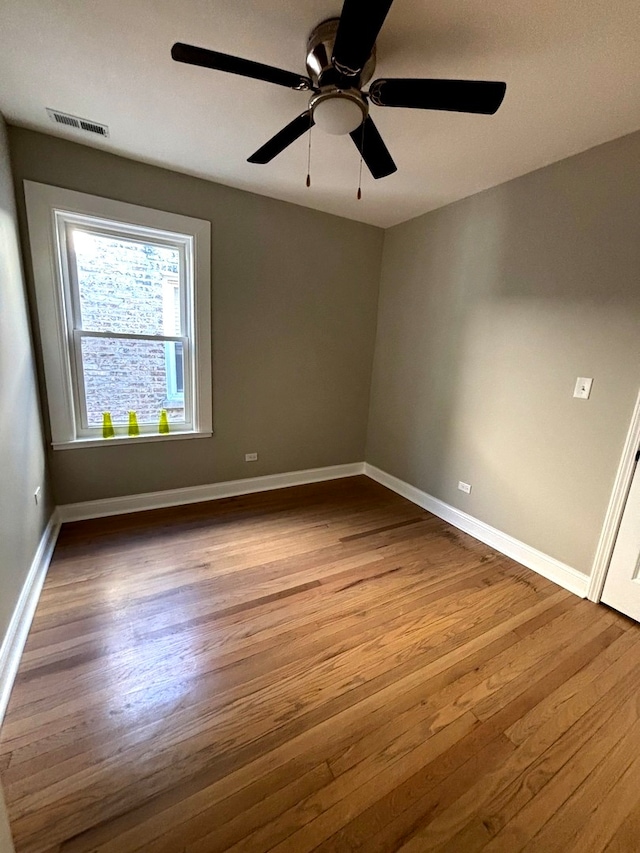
[306, 123, 312, 188]
[357, 120, 365, 200]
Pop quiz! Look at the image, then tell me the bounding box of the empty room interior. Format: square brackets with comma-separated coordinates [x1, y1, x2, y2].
[1, 1, 640, 851]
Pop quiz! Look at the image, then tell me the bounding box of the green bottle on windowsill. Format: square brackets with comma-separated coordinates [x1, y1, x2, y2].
[128, 411, 140, 437]
[158, 409, 170, 434]
[102, 412, 115, 438]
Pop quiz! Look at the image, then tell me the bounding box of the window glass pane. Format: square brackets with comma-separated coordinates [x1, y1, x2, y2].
[72, 230, 181, 335]
[164, 341, 184, 401]
[80, 336, 186, 427]
[175, 343, 184, 393]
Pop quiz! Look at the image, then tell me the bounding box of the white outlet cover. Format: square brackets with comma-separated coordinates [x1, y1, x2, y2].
[458, 481, 472, 494]
[573, 377, 593, 399]
[245, 452, 258, 462]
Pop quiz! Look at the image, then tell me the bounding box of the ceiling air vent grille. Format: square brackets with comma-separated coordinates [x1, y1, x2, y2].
[46, 109, 110, 137]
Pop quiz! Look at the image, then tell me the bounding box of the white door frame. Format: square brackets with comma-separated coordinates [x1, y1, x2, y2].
[588, 388, 640, 602]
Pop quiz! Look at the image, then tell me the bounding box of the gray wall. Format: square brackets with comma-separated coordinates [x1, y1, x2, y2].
[0, 117, 51, 650]
[367, 131, 640, 576]
[8, 128, 384, 504]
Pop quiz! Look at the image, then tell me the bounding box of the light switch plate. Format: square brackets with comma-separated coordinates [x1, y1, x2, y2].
[573, 377, 593, 399]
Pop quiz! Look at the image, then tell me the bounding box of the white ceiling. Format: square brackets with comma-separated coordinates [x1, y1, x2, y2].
[1, 0, 639, 228]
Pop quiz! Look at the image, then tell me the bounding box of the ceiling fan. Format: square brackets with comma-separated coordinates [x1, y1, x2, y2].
[171, 0, 506, 180]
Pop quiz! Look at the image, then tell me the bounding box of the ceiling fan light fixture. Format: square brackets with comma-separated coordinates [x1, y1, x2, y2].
[310, 91, 367, 135]
[173, 0, 507, 177]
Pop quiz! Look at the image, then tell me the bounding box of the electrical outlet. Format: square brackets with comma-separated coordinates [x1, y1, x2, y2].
[573, 377, 593, 399]
[458, 481, 471, 494]
[245, 452, 258, 462]
[34, 486, 41, 505]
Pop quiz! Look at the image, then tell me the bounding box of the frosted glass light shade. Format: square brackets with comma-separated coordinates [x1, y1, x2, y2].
[312, 95, 365, 135]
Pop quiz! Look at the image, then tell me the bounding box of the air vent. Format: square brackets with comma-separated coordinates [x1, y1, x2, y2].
[46, 109, 109, 137]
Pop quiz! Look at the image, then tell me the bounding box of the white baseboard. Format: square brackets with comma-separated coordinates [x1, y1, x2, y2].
[58, 462, 366, 523]
[0, 512, 61, 726]
[365, 464, 589, 599]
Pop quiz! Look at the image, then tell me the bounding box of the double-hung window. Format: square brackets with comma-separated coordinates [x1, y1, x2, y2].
[25, 182, 212, 447]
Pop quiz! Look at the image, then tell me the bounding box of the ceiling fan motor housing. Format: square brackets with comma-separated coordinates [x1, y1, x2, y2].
[306, 18, 373, 134]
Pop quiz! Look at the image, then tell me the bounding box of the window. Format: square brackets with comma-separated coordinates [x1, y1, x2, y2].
[25, 182, 211, 447]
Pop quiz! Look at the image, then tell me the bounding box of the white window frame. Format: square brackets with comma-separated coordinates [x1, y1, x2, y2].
[62, 218, 193, 436]
[24, 181, 212, 448]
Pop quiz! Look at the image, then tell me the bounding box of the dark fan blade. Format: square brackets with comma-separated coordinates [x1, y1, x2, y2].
[171, 42, 311, 90]
[248, 111, 314, 164]
[333, 0, 394, 76]
[369, 78, 506, 114]
[349, 116, 397, 179]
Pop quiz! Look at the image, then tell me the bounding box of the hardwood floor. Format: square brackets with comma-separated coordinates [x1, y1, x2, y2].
[1, 475, 639, 852]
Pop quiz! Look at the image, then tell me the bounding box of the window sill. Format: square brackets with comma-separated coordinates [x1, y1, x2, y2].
[52, 431, 212, 451]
